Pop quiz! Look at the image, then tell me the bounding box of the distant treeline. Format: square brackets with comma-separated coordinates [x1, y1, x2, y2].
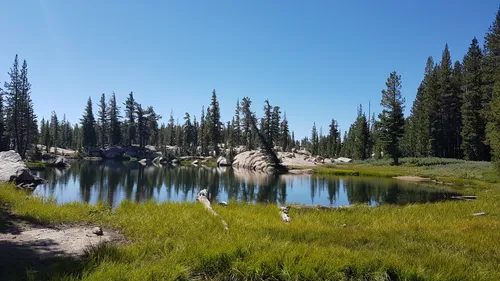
[1, 8, 500, 168]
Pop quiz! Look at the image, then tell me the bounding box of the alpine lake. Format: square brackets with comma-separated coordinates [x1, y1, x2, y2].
[32, 160, 461, 208]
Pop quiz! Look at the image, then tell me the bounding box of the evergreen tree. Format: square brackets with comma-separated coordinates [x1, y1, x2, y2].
[146, 106, 160, 146]
[378, 71, 405, 165]
[199, 106, 206, 154]
[328, 119, 340, 158]
[4, 56, 37, 157]
[423, 57, 441, 157]
[406, 82, 428, 157]
[485, 7, 500, 168]
[50, 111, 59, 151]
[135, 103, 146, 148]
[97, 93, 108, 148]
[108, 92, 122, 146]
[280, 113, 290, 151]
[204, 107, 212, 154]
[18, 60, 37, 157]
[311, 123, 319, 155]
[437, 44, 462, 158]
[487, 79, 500, 168]
[167, 110, 175, 146]
[461, 38, 488, 160]
[4, 55, 20, 152]
[262, 100, 272, 145]
[234, 99, 241, 146]
[42, 119, 50, 152]
[72, 124, 82, 151]
[183, 112, 194, 154]
[124, 92, 136, 146]
[209, 90, 221, 155]
[240, 97, 254, 150]
[0, 89, 6, 151]
[81, 97, 97, 150]
[271, 106, 281, 146]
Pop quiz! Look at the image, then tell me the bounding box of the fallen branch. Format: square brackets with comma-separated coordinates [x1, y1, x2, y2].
[289, 204, 351, 211]
[279, 206, 291, 223]
[196, 189, 229, 231]
[450, 196, 477, 200]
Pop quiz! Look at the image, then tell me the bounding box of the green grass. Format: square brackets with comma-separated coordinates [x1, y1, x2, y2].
[25, 161, 47, 170]
[310, 157, 500, 187]
[1, 172, 500, 280]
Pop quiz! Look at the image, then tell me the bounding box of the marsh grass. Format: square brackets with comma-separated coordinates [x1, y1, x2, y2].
[1, 176, 500, 281]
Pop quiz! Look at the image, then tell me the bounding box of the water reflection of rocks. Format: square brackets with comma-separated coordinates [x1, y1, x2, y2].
[35, 161, 461, 208]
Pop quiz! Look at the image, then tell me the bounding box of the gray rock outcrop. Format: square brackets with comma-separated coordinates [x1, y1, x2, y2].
[217, 156, 230, 166]
[0, 151, 44, 186]
[232, 150, 275, 172]
[46, 156, 70, 168]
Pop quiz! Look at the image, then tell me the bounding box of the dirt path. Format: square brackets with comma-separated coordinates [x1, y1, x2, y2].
[0, 208, 124, 280]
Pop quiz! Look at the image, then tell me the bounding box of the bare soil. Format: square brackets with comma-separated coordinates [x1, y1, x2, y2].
[0, 207, 124, 280]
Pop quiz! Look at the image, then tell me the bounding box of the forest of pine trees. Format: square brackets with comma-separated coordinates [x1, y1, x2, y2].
[2, 8, 500, 169]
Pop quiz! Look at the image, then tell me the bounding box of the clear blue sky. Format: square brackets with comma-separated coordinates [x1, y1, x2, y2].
[1, 0, 498, 139]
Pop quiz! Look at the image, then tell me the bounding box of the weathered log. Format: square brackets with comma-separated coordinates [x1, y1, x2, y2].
[196, 189, 228, 231]
[289, 204, 351, 211]
[279, 206, 291, 223]
[451, 196, 477, 200]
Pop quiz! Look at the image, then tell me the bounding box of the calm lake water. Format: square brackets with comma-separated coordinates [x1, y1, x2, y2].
[33, 161, 460, 208]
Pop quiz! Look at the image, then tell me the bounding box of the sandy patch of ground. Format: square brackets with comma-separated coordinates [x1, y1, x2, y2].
[393, 176, 432, 182]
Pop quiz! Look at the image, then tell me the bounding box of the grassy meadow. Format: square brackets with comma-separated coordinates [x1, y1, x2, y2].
[1, 158, 500, 280]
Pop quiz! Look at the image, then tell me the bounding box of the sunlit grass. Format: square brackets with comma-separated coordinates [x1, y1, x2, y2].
[310, 158, 500, 187]
[1, 176, 500, 281]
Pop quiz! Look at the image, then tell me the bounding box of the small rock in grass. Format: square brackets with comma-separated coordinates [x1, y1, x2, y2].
[92, 226, 103, 236]
[218, 201, 229, 206]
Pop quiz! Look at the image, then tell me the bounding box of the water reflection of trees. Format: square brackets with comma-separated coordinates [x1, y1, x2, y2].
[36, 162, 460, 207]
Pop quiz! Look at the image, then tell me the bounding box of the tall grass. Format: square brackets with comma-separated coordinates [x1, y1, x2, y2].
[1, 180, 500, 281]
[315, 157, 500, 186]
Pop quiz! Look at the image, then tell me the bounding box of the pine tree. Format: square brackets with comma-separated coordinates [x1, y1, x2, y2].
[328, 119, 339, 158]
[280, 113, 290, 151]
[311, 123, 319, 155]
[271, 106, 281, 146]
[423, 57, 441, 157]
[461, 38, 488, 160]
[262, 100, 272, 145]
[124, 92, 136, 146]
[485, 7, 500, 168]
[234, 99, 241, 146]
[487, 79, 500, 168]
[42, 119, 50, 152]
[199, 106, 206, 155]
[146, 106, 160, 147]
[50, 111, 59, 152]
[167, 110, 175, 146]
[437, 44, 462, 158]
[209, 90, 221, 155]
[240, 97, 254, 150]
[72, 123, 82, 151]
[108, 92, 122, 146]
[204, 107, 212, 154]
[18, 60, 37, 158]
[81, 97, 97, 150]
[4, 55, 20, 152]
[0, 89, 6, 151]
[378, 71, 405, 165]
[97, 93, 108, 148]
[406, 82, 428, 157]
[183, 112, 194, 154]
[135, 103, 146, 149]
